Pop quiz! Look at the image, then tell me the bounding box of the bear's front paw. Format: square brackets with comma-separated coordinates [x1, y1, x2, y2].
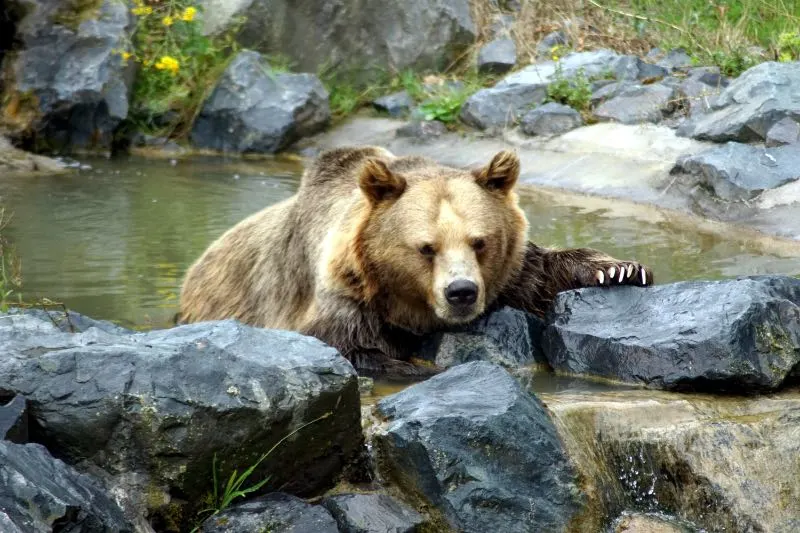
[588, 261, 653, 287]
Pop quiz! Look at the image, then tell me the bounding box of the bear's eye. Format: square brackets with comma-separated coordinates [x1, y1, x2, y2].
[418, 244, 436, 258]
[471, 238, 486, 253]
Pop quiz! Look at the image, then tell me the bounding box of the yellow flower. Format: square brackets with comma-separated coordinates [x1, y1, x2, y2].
[181, 6, 197, 22]
[154, 55, 180, 74]
[121, 51, 132, 60]
[162, 15, 174, 26]
[131, 5, 152, 15]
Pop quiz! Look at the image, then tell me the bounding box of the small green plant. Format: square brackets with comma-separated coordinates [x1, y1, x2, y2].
[192, 412, 332, 531]
[546, 64, 592, 112]
[120, 0, 244, 137]
[418, 90, 469, 123]
[776, 32, 800, 62]
[709, 48, 759, 77]
[396, 69, 425, 101]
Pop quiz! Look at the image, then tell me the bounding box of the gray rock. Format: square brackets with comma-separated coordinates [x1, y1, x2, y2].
[191, 51, 330, 154]
[374, 361, 583, 533]
[677, 77, 724, 117]
[656, 49, 694, 71]
[201, 492, 339, 533]
[477, 38, 517, 75]
[0, 441, 134, 532]
[614, 56, 670, 81]
[208, 0, 476, 84]
[1, 0, 134, 154]
[536, 30, 569, 58]
[766, 117, 800, 147]
[372, 91, 414, 117]
[520, 101, 584, 136]
[542, 276, 800, 392]
[590, 81, 625, 105]
[418, 307, 546, 369]
[323, 493, 425, 533]
[0, 312, 362, 522]
[594, 84, 678, 124]
[0, 395, 27, 443]
[686, 66, 728, 87]
[8, 306, 132, 335]
[396, 120, 448, 140]
[500, 50, 622, 88]
[678, 61, 800, 142]
[488, 13, 515, 39]
[460, 84, 547, 130]
[610, 512, 698, 533]
[672, 142, 800, 201]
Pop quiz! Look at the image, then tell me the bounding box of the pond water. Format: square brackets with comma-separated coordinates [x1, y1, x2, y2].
[2, 154, 799, 331]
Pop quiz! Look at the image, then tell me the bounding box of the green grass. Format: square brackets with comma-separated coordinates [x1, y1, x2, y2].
[0, 208, 21, 312]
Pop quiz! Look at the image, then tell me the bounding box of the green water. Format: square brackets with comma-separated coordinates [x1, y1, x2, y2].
[1, 155, 799, 329]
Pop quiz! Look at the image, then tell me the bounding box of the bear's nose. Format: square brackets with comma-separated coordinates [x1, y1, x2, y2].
[445, 279, 478, 306]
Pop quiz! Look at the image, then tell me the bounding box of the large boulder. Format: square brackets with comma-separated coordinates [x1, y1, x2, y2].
[0, 441, 134, 532]
[546, 389, 800, 533]
[322, 493, 426, 533]
[671, 142, 800, 201]
[542, 276, 800, 392]
[418, 306, 546, 369]
[373, 361, 583, 533]
[677, 61, 800, 142]
[201, 0, 476, 83]
[200, 492, 339, 533]
[0, 0, 134, 154]
[0, 311, 362, 526]
[191, 50, 330, 154]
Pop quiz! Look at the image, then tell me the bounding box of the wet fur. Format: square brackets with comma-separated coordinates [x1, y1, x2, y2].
[179, 146, 651, 377]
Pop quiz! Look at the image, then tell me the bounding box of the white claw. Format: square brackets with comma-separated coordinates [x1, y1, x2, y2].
[641, 268, 647, 285]
[608, 267, 616, 280]
[596, 270, 605, 285]
[618, 266, 625, 283]
[627, 264, 634, 278]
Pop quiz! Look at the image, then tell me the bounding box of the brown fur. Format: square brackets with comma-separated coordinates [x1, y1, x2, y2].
[179, 146, 652, 376]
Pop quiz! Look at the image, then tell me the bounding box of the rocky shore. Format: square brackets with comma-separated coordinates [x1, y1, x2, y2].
[2, 274, 799, 532]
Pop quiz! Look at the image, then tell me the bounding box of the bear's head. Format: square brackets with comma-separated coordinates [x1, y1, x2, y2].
[331, 150, 528, 333]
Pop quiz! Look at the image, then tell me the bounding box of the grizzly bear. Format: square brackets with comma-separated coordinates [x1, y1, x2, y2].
[178, 146, 652, 375]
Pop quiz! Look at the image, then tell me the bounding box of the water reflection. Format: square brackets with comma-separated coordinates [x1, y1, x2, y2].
[0, 155, 798, 329]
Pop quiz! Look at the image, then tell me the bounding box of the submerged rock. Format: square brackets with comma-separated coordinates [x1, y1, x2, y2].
[546, 389, 800, 533]
[677, 61, 800, 142]
[200, 492, 339, 533]
[0, 135, 68, 175]
[0, 0, 134, 154]
[0, 441, 134, 532]
[418, 306, 546, 369]
[672, 142, 800, 201]
[477, 37, 517, 75]
[543, 275, 800, 392]
[191, 51, 330, 154]
[323, 493, 425, 533]
[373, 361, 583, 533]
[0, 311, 361, 525]
[521, 102, 584, 136]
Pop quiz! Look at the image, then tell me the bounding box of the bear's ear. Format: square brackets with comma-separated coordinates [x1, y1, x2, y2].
[472, 150, 520, 194]
[359, 158, 407, 204]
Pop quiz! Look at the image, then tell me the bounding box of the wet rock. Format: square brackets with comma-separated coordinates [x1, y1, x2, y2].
[520, 102, 584, 136]
[677, 61, 800, 142]
[477, 37, 517, 75]
[459, 84, 547, 130]
[418, 307, 546, 369]
[372, 91, 414, 117]
[546, 389, 800, 533]
[1, 0, 134, 154]
[374, 361, 583, 533]
[536, 30, 569, 58]
[0, 441, 134, 532]
[0, 312, 361, 523]
[610, 511, 697, 533]
[0, 134, 68, 175]
[396, 119, 448, 141]
[672, 142, 800, 201]
[191, 51, 330, 154]
[200, 492, 339, 533]
[323, 493, 425, 533]
[594, 84, 678, 124]
[204, 0, 476, 83]
[766, 117, 800, 147]
[0, 395, 27, 443]
[543, 275, 800, 392]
